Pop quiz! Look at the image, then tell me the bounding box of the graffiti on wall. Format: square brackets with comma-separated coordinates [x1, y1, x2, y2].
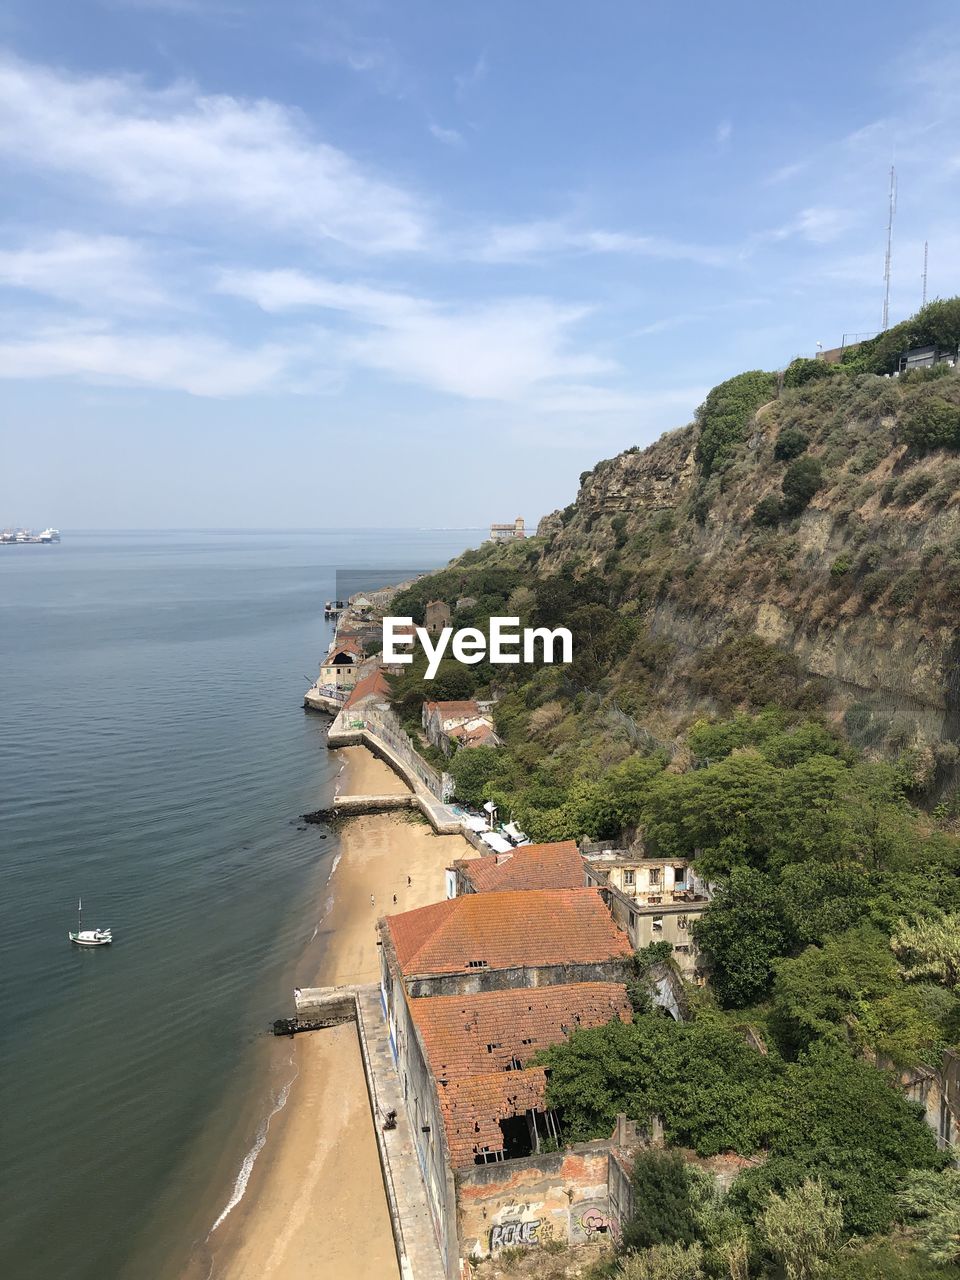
[489, 1219, 540, 1250]
[569, 1202, 611, 1244]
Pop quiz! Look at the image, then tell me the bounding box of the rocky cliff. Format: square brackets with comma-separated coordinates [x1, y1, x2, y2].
[533, 365, 960, 786]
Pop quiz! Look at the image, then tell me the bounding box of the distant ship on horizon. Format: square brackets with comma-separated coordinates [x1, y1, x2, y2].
[1, 527, 60, 544]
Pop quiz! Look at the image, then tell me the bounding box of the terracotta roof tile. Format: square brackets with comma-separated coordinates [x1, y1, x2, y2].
[344, 668, 391, 708]
[459, 841, 584, 893]
[439, 1068, 548, 1168]
[423, 700, 482, 721]
[410, 982, 632, 1081]
[384, 888, 632, 977]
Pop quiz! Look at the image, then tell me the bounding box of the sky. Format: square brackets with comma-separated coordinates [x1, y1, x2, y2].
[1, 1, 959, 530]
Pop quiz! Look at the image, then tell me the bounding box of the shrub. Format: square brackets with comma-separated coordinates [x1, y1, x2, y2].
[900, 391, 960, 453]
[781, 455, 824, 514]
[774, 426, 810, 462]
[620, 1150, 701, 1252]
[758, 1179, 842, 1280]
[695, 370, 778, 476]
[783, 357, 837, 389]
[894, 470, 935, 505]
[830, 555, 852, 577]
[753, 495, 783, 526]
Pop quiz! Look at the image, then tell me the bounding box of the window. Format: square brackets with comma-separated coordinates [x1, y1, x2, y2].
[467, 959, 488, 969]
[678, 915, 688, 930]
[630, 911, 638, 929]
[652, 915, 663, 931]
[623, 869, 635, 886]
[648, 868, 661, 887]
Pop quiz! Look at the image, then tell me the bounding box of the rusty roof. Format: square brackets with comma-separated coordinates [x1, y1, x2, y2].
[344, 668, 391, 708]
[439, 1068, 548, 1168]
[410, 982, 631, 1081]
[423, 699, 482, 721]
[458, 840, 584, 893]
[384, 888, 632, 977]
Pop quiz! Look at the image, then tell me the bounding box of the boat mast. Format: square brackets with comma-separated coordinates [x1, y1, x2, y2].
[78, 897, 82, 931]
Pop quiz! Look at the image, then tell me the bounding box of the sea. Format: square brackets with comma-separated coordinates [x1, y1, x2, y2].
[0, 528, 481, 1280]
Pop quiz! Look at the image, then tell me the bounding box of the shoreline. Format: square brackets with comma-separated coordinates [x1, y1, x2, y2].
[199, 743, 475, 1280]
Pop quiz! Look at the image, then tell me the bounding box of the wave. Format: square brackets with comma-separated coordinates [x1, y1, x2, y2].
[207, 1061, 298, 1236]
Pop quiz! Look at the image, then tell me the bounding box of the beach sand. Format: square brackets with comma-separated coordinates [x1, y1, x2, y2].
[204, 747, 475, 1280]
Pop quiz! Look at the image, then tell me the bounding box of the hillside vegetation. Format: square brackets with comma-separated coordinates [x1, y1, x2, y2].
[386, 300, 960, 1279]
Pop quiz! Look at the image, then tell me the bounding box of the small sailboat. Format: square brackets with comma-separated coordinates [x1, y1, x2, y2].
[69, 898, 112, 947]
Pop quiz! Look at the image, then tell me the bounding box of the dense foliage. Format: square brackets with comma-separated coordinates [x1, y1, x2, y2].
[694, 370, 778, 477]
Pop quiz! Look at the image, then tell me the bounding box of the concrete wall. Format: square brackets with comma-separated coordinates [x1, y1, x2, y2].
[403, 958, 633, 1000]
[458, 1144, 614, 1260]
[380, 946, 460, 1278]
[602, 886, 705, 979]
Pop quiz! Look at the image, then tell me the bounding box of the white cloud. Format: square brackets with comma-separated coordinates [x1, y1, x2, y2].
[455, 53, 488, 101]
[473, 219, 734, 267]
[764, 205, 856, 245]
[219, 267, 612, 401]
[0, 321, 302, 396]
[716, 119, 732, 147]
[429, 122, 464, 147]
[0, 55, 427, 253]
[0, 232, 175, 310]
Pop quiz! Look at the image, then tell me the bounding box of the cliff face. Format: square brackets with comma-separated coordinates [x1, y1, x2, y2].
[534, 370, 960, 777]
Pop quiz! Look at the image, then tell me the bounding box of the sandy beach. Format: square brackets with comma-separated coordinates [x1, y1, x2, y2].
[203, 745, 475, 1280]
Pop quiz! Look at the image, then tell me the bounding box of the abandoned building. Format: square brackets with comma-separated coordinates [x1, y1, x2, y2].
[422, 698, 499, 756]
[448, 839, 585, 897]
[583, 851, 711, 979]
[378, 890, 636, 1275]
[423, 599, 453, 635]
[318, 640, 363, 691]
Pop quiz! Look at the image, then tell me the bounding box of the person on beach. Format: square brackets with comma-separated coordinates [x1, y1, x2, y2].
[370, 893, 375, 907]
[407, 875, 412, 887]
[392, 894, 397, 905]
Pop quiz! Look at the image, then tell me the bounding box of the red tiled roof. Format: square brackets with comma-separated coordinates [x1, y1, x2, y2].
[439, 1068, 548, 1168]
[410, 982, 631, 1081]
[344, 668, 391, 709]
[423, 699, 482, 722]
[460, 841, 584, 893]
[384, 888, 632, 977]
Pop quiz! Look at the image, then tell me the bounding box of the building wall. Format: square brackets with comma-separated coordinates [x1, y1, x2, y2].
[457, 1144, 614, 1260]
[602, 888, 705, 978]
[320, 660, 359, 689]
[403, 957, 633, 1000]
[379, 948, 461, 1277]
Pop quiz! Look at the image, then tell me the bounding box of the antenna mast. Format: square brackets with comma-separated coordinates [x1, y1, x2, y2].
[922, 239, 928, 308]
[882, 165, 897, 330]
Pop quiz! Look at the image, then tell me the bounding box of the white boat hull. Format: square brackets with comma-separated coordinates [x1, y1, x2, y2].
[69, 930, 112, 946]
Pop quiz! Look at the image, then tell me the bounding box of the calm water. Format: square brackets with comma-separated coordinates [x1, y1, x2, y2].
[0, 529, 479, 1280]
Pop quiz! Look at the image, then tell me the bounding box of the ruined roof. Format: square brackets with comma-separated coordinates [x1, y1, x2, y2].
[458, 840, 584, 893]
[384, 888, 632, 977]
[410, 982, 631, 1081]
[438, 1067, 548, 1168]
[344, 668, 391, 709]
[423, 699, 482, 722]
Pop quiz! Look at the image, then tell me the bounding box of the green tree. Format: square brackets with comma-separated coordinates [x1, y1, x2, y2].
[892, 912, 960, 987]
[781, 455, 824, 514]
[774, 426, 811, 460]
[898, 1169, 960, 1266]
[695, 370, 777, 476]
[900, 391, 960, 452]
[447, 746, 511, 808]
[692, 869, 793, 1006]
[620, 1150, 700, 1252]
[758, 1179, 841, 1280]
